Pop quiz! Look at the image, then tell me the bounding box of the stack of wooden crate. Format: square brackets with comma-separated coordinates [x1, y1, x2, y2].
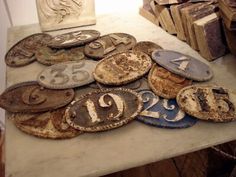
[219, 0, 236, 56]
[139, 0, 236, 61]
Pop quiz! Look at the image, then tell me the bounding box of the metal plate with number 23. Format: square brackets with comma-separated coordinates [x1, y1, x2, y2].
[37, 60, 97, 89]
[137, 90, 197, 128]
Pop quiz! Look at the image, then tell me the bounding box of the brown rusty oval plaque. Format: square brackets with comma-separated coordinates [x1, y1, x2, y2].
[5, 33, 52, 67]
[177, 85, 236, 122]
[93, 51, 152, 85]
[65, 88, 143, 132]
[132, 41, 163, 56]
[36, 46, 85, 66]
[48, 30, 100, 48]
[84, 33, 137, 59]
[148, 64, 192, 99]
[0, 81, 74, 113]
[38, 60, 97, 89]
[11, 108, 82, 139]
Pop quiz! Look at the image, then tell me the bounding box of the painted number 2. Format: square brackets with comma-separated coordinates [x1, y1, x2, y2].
[139, 91, 185, 122]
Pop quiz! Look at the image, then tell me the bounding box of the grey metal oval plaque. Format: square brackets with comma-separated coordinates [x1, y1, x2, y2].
[152, 50, 213, 81]
[37, 60, 97, 89]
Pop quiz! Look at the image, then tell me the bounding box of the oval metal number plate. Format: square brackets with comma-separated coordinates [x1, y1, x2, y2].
[137, 90, 197, 128]
[48, 30, 101, 48]
[152, 50, 213, 81]
[65, 88, 143, 132]
[177, 85, 236, 122]
[148, 64, 192, 99]
[93, 51, 152, 85]
[38, 60, 97, 89]
[0, 82, 74, 113]
[5, 33, 52, 67]
[11, 108, 81, 139]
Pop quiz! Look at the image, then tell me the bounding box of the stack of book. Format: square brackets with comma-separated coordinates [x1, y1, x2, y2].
[139, 0, 236, 61]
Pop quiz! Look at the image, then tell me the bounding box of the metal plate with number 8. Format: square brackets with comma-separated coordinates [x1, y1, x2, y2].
[152, 50, 213, 81]
[137, 90, 197, 128]
[37, 60, 97, 89]
[65, 88, 143, 132]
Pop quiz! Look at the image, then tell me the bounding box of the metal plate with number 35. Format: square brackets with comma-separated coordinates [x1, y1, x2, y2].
[152, 50, 213, 81]
[65, 88, 143, 132]
[37, 60, 97, 89]
[137, 90, 197, 128]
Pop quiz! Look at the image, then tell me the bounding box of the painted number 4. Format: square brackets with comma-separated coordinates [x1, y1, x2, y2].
[170, 56, 190, 71]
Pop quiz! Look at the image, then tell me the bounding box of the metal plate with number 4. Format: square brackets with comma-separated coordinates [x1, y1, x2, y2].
[0, 81, 74, 113]
[65, 88, 143, 132]
[37, 60, 97, 89]
[137, 90, 197, 128]
[177, 85, 236, 122]
[48, 30, 101, 49]
[152, 50, 213, 81]
[84, 33, 137, 59]
[5, 33, 52, 67]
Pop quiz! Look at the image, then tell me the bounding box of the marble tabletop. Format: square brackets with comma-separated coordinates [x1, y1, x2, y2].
[5, 11, 236, 177]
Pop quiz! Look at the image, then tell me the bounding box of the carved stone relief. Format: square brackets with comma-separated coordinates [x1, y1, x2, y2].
[36, 0, 96, 31]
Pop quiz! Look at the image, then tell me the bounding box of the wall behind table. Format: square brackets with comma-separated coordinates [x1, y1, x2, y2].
[0, 0, 142, 123]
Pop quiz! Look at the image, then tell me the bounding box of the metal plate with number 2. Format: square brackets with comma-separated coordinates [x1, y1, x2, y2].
[137, 90, 197, 128]
[37, 60, 97, 89]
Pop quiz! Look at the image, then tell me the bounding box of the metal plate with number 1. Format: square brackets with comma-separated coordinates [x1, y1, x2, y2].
[37, 60, 97, 89]
[152, 50, 213, 81]
[65, 88, 143, 132]
[137, 90, 197, 128]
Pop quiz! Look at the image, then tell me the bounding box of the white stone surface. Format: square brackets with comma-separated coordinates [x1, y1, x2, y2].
[5, 10, 236, 177]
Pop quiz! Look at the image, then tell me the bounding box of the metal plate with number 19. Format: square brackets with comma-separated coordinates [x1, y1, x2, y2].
[152, 50, 213, 81]
[37, 60, 97, 89]
[65, 88, 143, 132]
[137, 90, 197, 128]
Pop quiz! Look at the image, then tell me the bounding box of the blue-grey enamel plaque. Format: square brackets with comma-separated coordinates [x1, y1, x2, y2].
[137, 90, 197, 128]
[152, 50, 213, 81]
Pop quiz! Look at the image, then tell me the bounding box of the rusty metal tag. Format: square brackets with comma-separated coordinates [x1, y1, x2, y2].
[65, 88, 143, 132]
[84, 33, 137, 59]
[148, 64, 192, 99]
[5, 33, 52, 67]
[93, 51, 152, 85]
[48, 30, 100, 48]
[38, 60, 97, 89]
[152, 50, 213, 81]
[133, 41, 163, 56]
[0, 81, 74, 113]
[11, 108, 82, 139]
[177, 85, 236, 122]
[137, 90, 197, 128]
[36, 46, 85, 66]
